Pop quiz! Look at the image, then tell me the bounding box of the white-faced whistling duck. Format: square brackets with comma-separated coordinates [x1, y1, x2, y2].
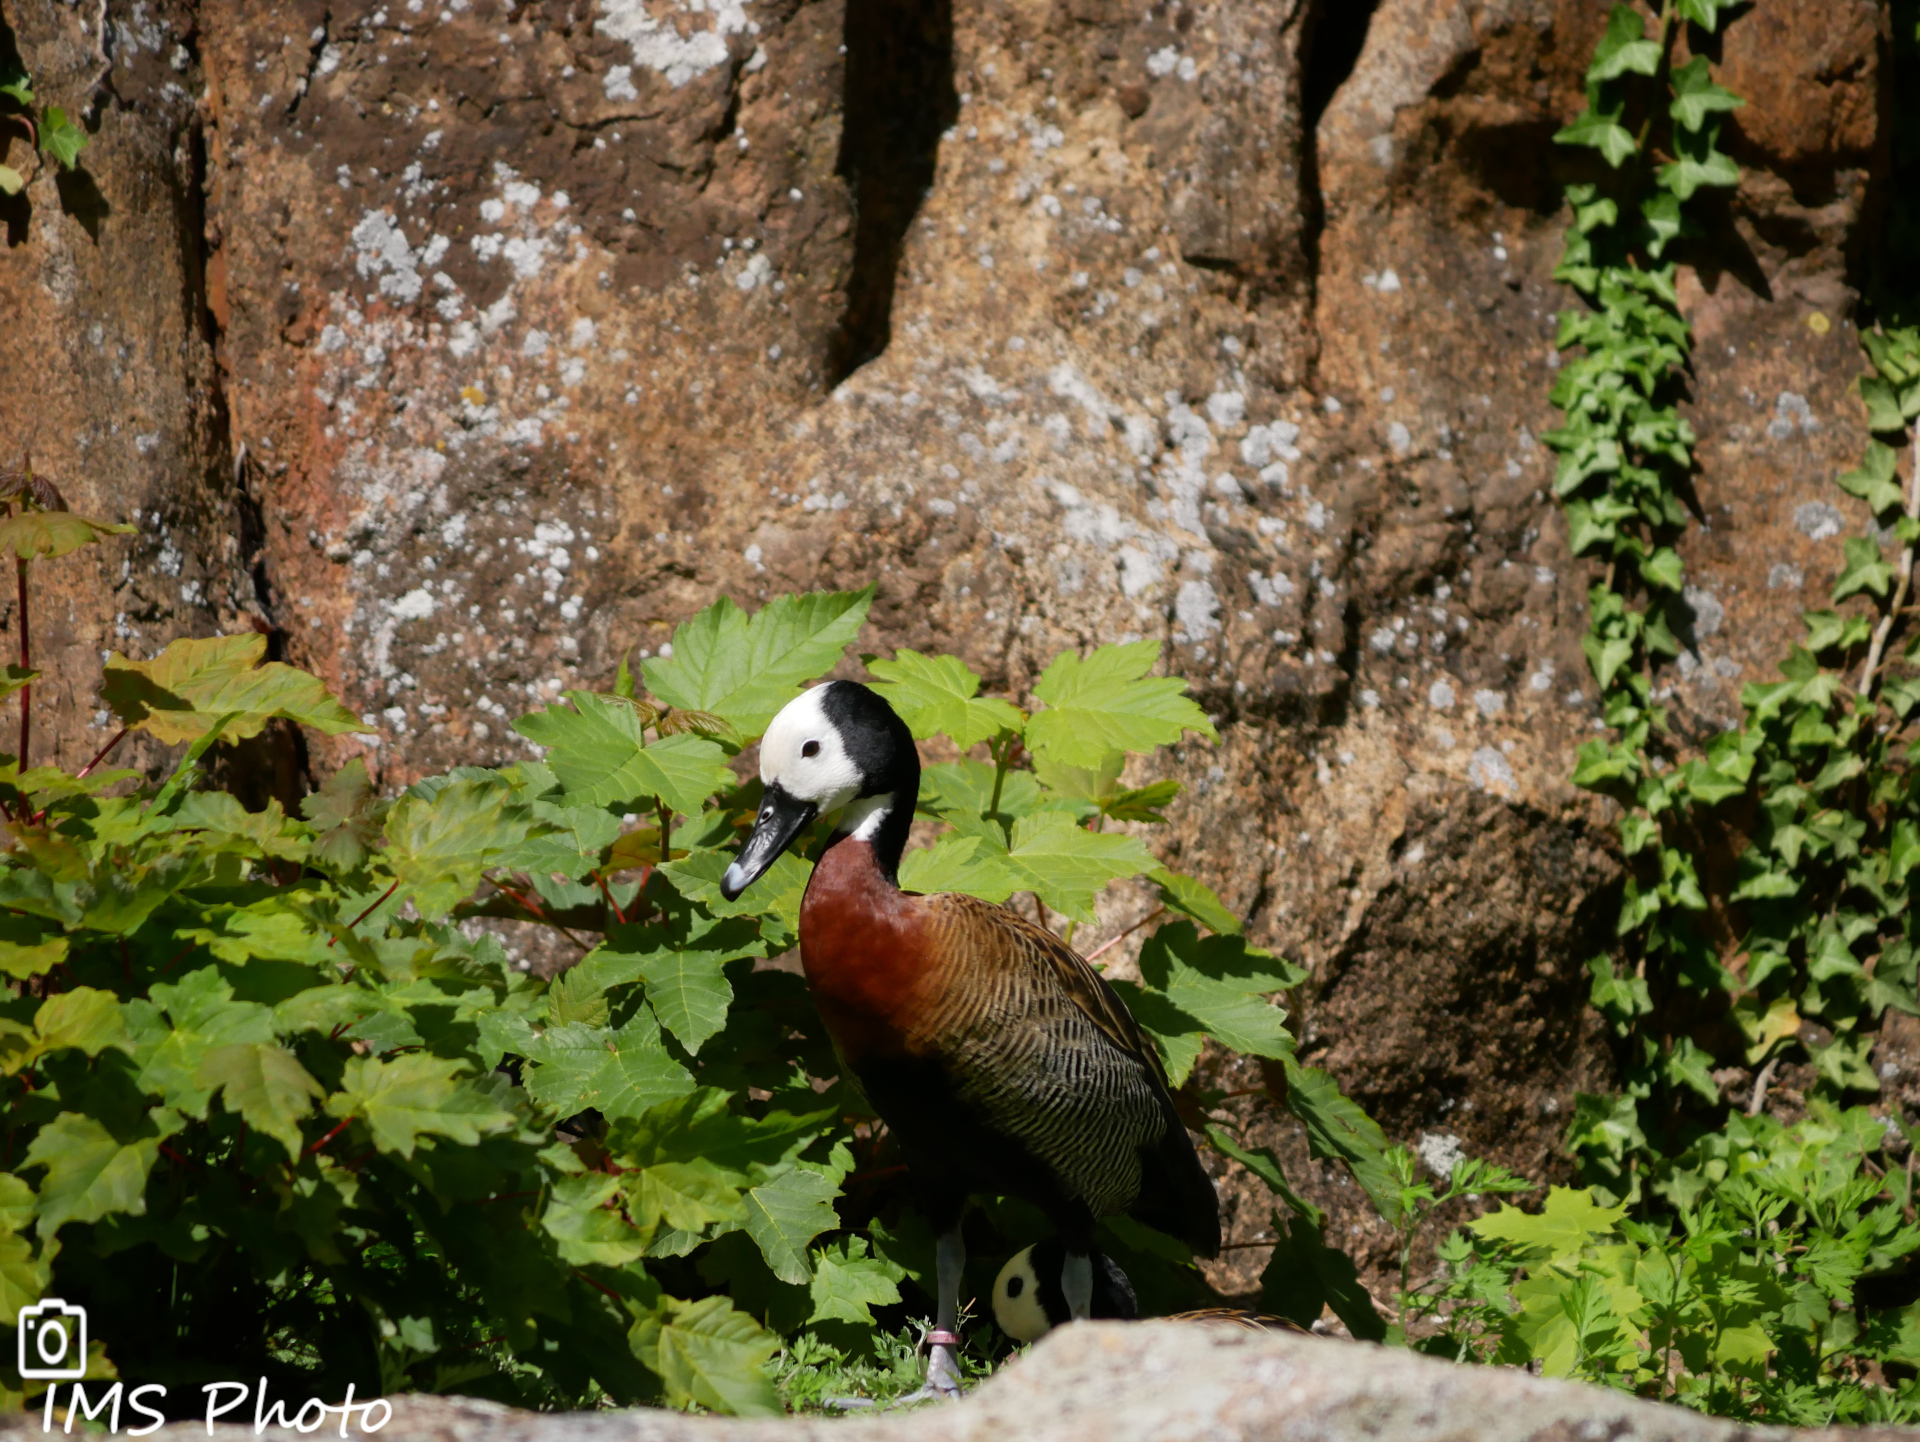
[993, 1238, 1306, 1343]
[721, 681, 1222, 1399]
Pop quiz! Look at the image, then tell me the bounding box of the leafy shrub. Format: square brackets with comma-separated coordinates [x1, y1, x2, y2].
[0, 487, 1389, 1415]
[1405, 1108, 1920, 1425]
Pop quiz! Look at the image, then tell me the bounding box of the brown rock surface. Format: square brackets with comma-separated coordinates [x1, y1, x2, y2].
[56, 1323, 1920, 1442]
[0, 0, 1896, 1295]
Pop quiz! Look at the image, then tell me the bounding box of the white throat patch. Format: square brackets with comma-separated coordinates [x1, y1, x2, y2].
[759, 687, 864, 815]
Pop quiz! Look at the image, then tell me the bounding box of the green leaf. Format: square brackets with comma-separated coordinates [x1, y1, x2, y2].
[1837, 442, 1906, 516]
[1472, 1186, 1626, 1262]
[629, 1295, 783, 1417]
[1833, 537, 1893, 603]
[1657, 122, 1740, 201]
[1024, 640, 1216, 768]
[128, 968, 276, 1115]
[1675, 0, 1739, 31]
[1587, 5, 1661, 81]
[627, 1158, 748, 1247]
[897, 833, 1017, 902]
[1555, 101, 1638, 168]
[35, 986, 129, 1059]
[383, 774, 535, 921]
[867, 649, 1025, 749]
[102, 633, 362, 746]
[1668, 56, 1743, 130]
[521, 1011, 695, 1122]
[1640, 191, 1683, 258]
[38, 106, 86, 169]
[542, 1172, 648, 1266]
[23, 1113, 159, 1238]
[1000, 811, 1159, 922]
[641, 588, 874, 737]
[1638, 547, 1684, 592]
[195, 1043, 324, 1161]
[1152, 869, 1241, 935]
[582, 915, 763, 1055]
[738, 1165, 840, 1284]
[807, 1236, 904, 1325]
[0, 166, 22, 197]
[300, 756, 387, 872]
[1861, 376, 1910, 433]
[1282, 1060, 1401, 1226]
[326, 1054, 515, 1157]
[0, 511, 133, 560]
[0, 934, 65, 981]
[513, 693, 734, 815]
[660, 847, 810, 946]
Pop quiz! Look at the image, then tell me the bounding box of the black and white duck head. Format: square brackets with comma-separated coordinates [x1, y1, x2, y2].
[720, 680, 920, 900]
[992, 1240, 1139, 1343]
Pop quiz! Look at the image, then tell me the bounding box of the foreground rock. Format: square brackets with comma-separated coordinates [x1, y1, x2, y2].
[99, 1323, 1920, 1442]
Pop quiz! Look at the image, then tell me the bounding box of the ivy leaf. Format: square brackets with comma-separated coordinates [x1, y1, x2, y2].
[23, 1113, 159, 1238]
[641, 587, 874, 738]
[521, 1011, 695, 1122]
[1554, 96, 1638, 168]
[0, 166, 20, 197]
[1024, 640, 1216, 768]
[1832, 537, 1893, 603]
[866, 649, 1025, 749]
[999, 811, 1159, 922]
[1658, 122, 1740, 200]
[1674, 0, 1740, 31]
[513, 693, 734, 816]
[0, 511, 132, 560]
[383, 775, 535, 921]
[1638, 547, 1685, 592]
[1281, 1060, 1401, 1226]
[1581, 634, 1635, 691]
[737, 1165, 840, 1284]
[1838, 442, 1906, 516]
[38, 106, 86, 169]
[896, 833, 1018, 902]
[1586, 5, 1662, 81]
[195, 1043, 325, 1161]
[628, 1295, 783, 1417]
[1668, 56, 1743, 131]
[326, 1054, 515, 1158]
[1640, 192, 1684, 259]
[807, 1236, 905, 1326]
[102, 633, 362, 746]
[1860, 377, 1912, 434]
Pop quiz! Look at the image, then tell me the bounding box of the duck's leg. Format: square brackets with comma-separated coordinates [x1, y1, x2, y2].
[1061, 1249, 1093, 1322]
[895, 1226, 966, 1404]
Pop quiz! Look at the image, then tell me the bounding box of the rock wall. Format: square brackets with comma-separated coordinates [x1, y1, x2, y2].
[0, 0, 1896, 1295]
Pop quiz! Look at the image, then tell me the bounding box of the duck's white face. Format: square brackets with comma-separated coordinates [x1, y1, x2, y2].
[758, 686, 864, 813]
[992, 1246, 1052, 1344]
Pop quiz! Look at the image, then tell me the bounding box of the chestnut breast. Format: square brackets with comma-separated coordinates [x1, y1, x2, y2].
[798, 838, 948, 1060]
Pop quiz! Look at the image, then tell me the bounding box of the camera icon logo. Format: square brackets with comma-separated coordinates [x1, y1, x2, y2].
[17, 1299, 87, 1380]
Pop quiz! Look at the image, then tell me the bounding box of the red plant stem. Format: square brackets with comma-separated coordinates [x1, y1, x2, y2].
[15, 554, 28, 774]
[302, 1118, 351, 1157]
[327, 879, 401, 948]
[594, 872, 628, 926]
[572, 1269, 622, 1303]
[158, 1142, 200, 1171]
[156, 940, 197, 976]
[1084, 906, 1166, 964]
[76, 727, 128, 781]
[488, 876, 591, 951]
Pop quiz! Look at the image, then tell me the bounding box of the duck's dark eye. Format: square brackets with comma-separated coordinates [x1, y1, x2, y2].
[802, 740, 821, 758]
[1005, 1276, 1024, 1298]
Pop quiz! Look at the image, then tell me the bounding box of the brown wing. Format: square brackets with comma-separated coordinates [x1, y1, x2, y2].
[977, 896, 1176, 1093]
